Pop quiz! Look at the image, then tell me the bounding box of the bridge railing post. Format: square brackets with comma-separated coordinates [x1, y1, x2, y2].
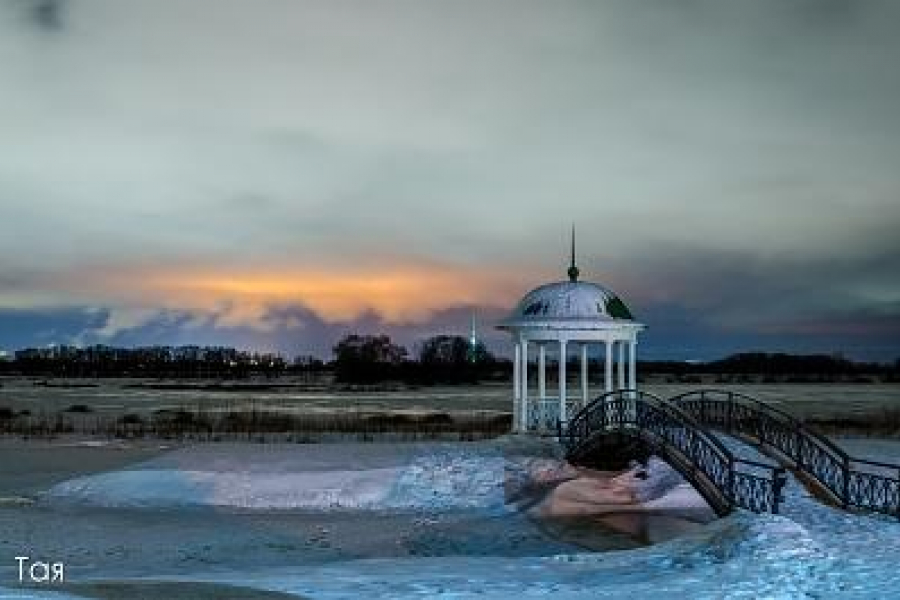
[896, 468, 900, 518]
[727, 455, 735, 504]
[773, 468, 788, 514]
[725, 394, 734, 434]
[842, 455, 851, 508]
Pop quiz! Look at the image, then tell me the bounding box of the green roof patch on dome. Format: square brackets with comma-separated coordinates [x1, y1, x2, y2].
[605, 296, 634, 320]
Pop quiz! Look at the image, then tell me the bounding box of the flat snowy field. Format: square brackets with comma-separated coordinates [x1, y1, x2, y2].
[1, 436, 899, 599]
[3, 379, 900, 420]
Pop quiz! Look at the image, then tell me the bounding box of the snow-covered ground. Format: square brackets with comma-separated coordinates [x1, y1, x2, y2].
[3, 437, 900, 599]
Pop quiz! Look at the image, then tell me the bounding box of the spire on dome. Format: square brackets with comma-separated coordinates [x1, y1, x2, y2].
[567, 224, 579, 282]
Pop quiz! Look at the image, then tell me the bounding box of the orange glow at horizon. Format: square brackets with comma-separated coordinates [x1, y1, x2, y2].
[83, 263, 533, 328]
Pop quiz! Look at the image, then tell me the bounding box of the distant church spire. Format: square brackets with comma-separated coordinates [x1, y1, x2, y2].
[567, 224, 580, 282]
[468, 309, 479, 363]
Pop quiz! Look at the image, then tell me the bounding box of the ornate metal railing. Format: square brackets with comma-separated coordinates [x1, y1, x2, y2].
[522, 397, 586, 434]
[561, 390, 787, 516]
[526, 399, 561, 433]
[670, 389, 900, 518]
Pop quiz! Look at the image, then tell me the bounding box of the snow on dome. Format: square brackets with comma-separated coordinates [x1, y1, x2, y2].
[499, 280, 634, 328]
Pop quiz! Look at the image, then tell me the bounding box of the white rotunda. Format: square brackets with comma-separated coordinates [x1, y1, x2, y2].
[497, 233, 645, 434]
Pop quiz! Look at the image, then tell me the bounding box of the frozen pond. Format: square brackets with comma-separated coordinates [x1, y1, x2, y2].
[2, 434, 900, 598]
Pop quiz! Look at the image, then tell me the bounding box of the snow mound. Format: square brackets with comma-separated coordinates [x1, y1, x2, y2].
[386, 449, 507, 513]
[45, 447, 508, 513]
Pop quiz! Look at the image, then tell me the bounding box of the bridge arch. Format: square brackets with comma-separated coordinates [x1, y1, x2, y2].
[561, 390, 786, 516]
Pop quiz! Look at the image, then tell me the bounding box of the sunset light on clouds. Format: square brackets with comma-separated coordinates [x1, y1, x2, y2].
[96, 264, 525, 325]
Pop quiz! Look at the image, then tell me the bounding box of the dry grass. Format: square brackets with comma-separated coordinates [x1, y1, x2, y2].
[805, 407, 900, 438]
[0, 405, 512, 443]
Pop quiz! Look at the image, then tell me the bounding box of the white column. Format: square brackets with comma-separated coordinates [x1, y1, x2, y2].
[558, 339, 567, 425]
[628, 339, 637, 392]
[580, 343, 589, 407]
[538, 344, 546, 402]
[513, 343, 521, 432]
[604, 339, 613, 393]
[520, 339, 529, 432]
[617, 340, 625, 390]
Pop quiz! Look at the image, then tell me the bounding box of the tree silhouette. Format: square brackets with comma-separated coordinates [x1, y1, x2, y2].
[332, 334, 408, 383]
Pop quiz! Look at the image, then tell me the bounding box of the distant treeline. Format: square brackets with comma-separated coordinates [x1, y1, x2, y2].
[0, 335, 506, 384]
[0, 339, 897, 383]
[330, 334, 503, 384]
[2, 345, 291, 379]
[642, 352, 900, 380]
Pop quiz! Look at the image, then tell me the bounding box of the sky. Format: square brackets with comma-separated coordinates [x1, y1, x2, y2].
[0, 0, 898, 361]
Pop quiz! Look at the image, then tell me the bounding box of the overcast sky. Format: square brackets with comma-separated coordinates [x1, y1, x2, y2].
[1, 0, 898, 360]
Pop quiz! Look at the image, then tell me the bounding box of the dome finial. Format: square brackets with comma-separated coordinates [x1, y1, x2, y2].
[567, 224, 579, 282]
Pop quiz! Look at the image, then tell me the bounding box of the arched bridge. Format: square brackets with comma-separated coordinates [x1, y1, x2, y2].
[560, 390, 788, 516]
[671, 389, 900, 516]
[561, 389, 900, 517]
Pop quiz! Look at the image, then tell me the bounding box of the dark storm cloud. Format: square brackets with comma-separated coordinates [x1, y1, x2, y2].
[0, 307, 106, 350]
[617, 233, 900, 361]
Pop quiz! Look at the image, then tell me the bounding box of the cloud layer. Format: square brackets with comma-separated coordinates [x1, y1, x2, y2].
[0, 0, 898, 360]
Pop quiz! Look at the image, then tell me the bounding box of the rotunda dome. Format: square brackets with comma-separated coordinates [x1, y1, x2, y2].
[499, 280, 634, 329]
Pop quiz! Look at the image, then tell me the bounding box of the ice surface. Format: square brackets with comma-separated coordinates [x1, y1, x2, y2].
[86, 513, 842, 599]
